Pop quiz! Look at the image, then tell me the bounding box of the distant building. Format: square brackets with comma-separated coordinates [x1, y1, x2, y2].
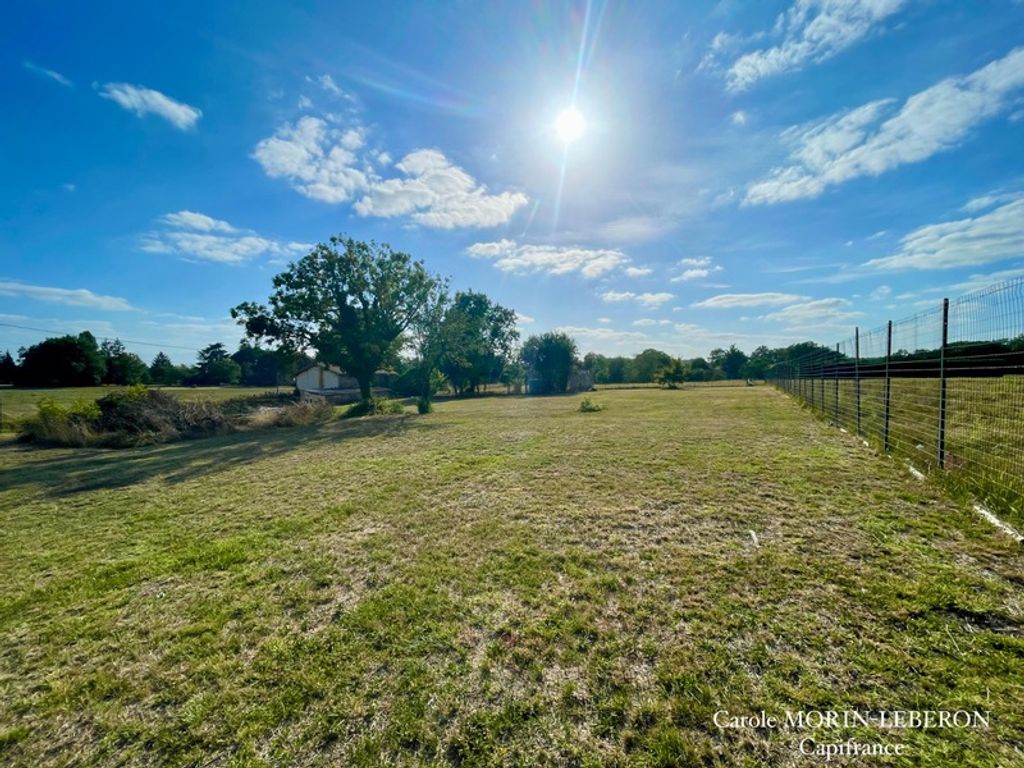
[294, 364, 397, 398]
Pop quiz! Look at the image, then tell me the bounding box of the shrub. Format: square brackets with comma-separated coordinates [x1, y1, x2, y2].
[578, 397, 605, 413]
[343, 397, 405, 418]
[262, 400, 335, 427]
[416, 396, 433, 414]
[18, 397, 98, 446]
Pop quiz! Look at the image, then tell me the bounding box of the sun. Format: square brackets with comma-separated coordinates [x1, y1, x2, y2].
[555, 106, 585, 144]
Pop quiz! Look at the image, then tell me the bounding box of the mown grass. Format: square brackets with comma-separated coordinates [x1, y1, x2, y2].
[0, 386, 285, 427]
[1, 388, 1022, 766]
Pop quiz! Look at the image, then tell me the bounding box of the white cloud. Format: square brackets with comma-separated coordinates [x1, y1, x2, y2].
[598, 215, 674, 243]
[694, 292, 804, 308]
[0, 281, 135, 311]
[624, 266, 653, 277]
[24, 61, 73, 87]
[746, 48, 1024, 204]
[554, 325, 651, 349]
[160, 210, 236, 233]
[356, 149, 528, 228]
[297, 95, 313, 110]
[633, 318, 672, 327]
[961, 190, 1024, 213]
[671, 257, 724, 282]
[869, 285, 891, 301]
[731, 110, 748, 126]
[252, 116, 369, 204]
[254, 119, 527, 228]
[715, 0, 907, 92]
[597, 317, 612, 323]
[600, 290, 674, 308]
[468, 240, 627, 278]
[949, 265, 1024, 293]
[865, 197, 1024, 271]
[98, 83, 202, 130]
[62, 183, 76, 192]
[142, 211, 310, 265]
[761, 297, 864, 329]
[318, 74, 343, 96]
[516, 312, 535, 325]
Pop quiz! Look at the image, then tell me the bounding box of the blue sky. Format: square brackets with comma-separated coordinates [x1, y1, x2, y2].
[2, 1, 1023, 363]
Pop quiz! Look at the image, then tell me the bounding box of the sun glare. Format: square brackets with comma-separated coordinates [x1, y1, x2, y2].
[555, 106, 585, 144]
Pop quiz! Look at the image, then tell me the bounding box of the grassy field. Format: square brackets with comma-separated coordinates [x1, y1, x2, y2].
[1, 388, 1022, 766]
[0, 386, 285, 427]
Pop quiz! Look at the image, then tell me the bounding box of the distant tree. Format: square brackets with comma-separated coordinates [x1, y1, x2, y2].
[607, 356, 630, 384]
[741, 345, 774, 380]
[655, 358, 688, 388]
[405, 280, 450, 407]
[149, 352, 184, 386]
[18, 332, 106, 387]
[499, 358, 526, 394]
[721, 344, 749, 379]
[521, 332, 577, 394]
[633, 348, 673, 383]
[0, 350, 17, 384]
[231, 341, 285, 386]
[440, 291, 519, 395]
[686, 357, 711, 382]
[232, 236, 446, 402]
[583, 352, 609, 384]
[101, 339, 150, 385]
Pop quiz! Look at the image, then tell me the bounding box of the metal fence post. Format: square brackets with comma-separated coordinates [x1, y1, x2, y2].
[854, 327, 861, 436]
[938, 298, 949, 469]
[834, 342, 840, 424]
[884, 319, 892, 453]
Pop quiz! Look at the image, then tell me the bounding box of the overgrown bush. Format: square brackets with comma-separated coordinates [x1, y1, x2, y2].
[18, 397, 99, 446]
[95, 386, 227, 442]
[578, 397, 605, 413]
[248, 400, 335, 428]
[416, 396, 433, 414]
[343, 397, 405, 418]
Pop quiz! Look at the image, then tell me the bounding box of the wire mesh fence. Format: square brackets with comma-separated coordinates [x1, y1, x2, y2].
[771, 277, 1024, 529]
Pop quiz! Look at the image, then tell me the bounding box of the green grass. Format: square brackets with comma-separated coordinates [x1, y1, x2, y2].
[0, 386, 285, 427]
[1, 388, 1022, 766]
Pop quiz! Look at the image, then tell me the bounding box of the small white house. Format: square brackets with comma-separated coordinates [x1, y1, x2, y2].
[294, 364, 359, 393]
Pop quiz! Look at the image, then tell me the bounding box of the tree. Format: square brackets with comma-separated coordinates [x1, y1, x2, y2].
[0, 351, 17, 384]
[521, 332, 577, 394]
[188, 344, 241, 386]
[655, 358, 688, 388]
[101, 339, 150, 385]
[231, 341, 285, 386]
[721, 344, 749, 379]
[18, 332, 106, 387]
[583, 352, 609, 384]
[439, 291, 519, 395]
[149, 352, 186, 386]
[633, 348, 673, 383]
[233, 236, 447, 402]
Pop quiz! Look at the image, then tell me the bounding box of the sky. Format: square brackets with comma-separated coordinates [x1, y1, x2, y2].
[2, 0, 1024, 364]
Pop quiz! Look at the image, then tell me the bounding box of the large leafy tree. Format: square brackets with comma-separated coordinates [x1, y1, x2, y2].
[18, 331, 106, 387]
[521, 332, 577, 394]
[440, 291, 519, 395]
[232, 236, 447, 401]
[0, 350, 17, 384]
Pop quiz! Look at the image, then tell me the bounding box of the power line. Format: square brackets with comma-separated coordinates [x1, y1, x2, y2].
[0, 321, 201, 353]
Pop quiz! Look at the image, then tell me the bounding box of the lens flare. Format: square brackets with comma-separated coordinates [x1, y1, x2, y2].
[555, 107, 585, 144]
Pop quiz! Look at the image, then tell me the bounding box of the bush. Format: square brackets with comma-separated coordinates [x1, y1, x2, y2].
[18, 397, 99, 446]
[343, 397, 405, 418]
[416, 396, 433, 414]
[578, 397, 605, 413]
[249, 400, 336, 428]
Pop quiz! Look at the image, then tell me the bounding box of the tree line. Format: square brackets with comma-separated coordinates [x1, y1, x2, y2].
[0, 234, 842, 398]
[0, 334, 310, 388]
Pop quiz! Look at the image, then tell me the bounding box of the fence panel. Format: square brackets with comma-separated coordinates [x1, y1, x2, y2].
[771, 277, 1024, 528]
